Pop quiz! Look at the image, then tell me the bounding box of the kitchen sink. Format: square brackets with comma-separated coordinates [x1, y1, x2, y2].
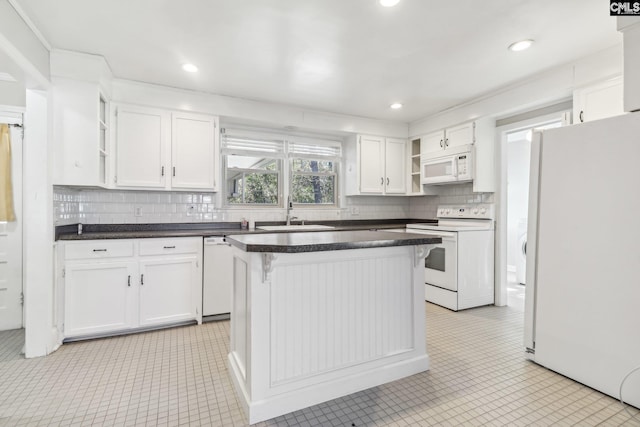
[257, 225, 335, 231]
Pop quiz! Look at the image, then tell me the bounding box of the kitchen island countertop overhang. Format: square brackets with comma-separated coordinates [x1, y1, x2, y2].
[224, 229, 442, 253]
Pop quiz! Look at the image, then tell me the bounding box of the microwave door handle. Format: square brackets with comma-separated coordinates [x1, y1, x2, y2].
[452, 157, 458, 178]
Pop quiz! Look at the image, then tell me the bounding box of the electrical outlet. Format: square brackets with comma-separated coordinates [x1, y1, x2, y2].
[350, 206, 360, 215]
[135, 206, 143, 217]
[186, 205, 196, 216]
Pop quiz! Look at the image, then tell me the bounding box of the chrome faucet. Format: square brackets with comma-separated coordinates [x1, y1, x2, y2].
[286, 195, 298, 225]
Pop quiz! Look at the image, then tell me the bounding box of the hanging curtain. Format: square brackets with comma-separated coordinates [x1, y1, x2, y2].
[0, 124, 16, 222]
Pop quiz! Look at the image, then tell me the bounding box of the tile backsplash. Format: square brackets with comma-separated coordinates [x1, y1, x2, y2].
[54, 188, 413, 225]
[408, 183, 494, 219]
[54, 184, 492, 226]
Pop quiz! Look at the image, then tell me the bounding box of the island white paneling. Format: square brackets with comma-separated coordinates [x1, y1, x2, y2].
[269, 254, 414, 385]
[229, 245, 429, 424]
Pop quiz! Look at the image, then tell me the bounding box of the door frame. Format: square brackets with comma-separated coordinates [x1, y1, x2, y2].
[0, 111, 24, 330]
[495, 111, 570, 306]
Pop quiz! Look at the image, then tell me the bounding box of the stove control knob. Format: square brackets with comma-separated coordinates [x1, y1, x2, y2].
[480, 208, 487, 215]
[473, 208, 479, 215]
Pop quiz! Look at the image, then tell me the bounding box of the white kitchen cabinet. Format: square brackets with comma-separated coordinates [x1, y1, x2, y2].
[446, 122, 475, 149]
[419, 119, 496, 193]
[61, 237, 202, 340]
[115, 105, 170, 188]
[617, 18, 640, 112]
[346, 135, 406, 195]
[384, 138, 407, 194]
[52, 77, 111, 187]
[139, 257, 199, 327]
[407, 137, 437, 196]
[171, 112, 219, 190]
[114, 104, 219, 191]
[64, 261, 137, 337]
[420, 130, 445, 155]
[572, 77, 624, 124]
[471, 118, 496, 193]
[420, 122, 474, 156]
[358, 135, 385, 194]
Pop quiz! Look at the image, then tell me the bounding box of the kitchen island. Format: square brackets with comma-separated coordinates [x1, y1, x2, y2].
[224, 230, 441, 424]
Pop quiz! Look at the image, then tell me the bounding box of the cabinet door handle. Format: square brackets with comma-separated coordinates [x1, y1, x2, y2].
[141, 274, 144, 285]
[440, 139, 444, 148]
[127, 275, 131, 287]
[386, 177, 390, 186]
[163, 246, 176, 249]
[380, 177, 384, 185]
[579, 110, 584, 123]
[92, 249, 107, 252]
[172, 167, 176, 177]
[445, 138, 449, 147]
[161, 166, 165, 176]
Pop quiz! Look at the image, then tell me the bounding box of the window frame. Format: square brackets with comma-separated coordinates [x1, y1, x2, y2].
[288, 156, 339, 208]
[221, 127, 342, 209]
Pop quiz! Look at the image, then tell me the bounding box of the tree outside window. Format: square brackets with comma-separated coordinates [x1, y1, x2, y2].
[226, 155, 280, 205]
[291, 158, 336, 205]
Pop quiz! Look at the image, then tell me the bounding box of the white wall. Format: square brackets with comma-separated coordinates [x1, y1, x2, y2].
[23, 89, 57, 358]
[506, 138, 530, 269]
[0, 80, 25, 107]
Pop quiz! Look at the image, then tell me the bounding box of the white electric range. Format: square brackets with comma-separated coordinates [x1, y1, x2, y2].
[405, 205, 495, 311]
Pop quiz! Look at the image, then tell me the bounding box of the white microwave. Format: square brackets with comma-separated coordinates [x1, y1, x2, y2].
[421, 146, 473, 185]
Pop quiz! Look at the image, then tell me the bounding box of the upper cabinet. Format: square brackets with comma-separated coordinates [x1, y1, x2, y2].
[420, 122, 475, 156]
[346, 135, 406, 195]
[171, 112, 218, 190]
[114, 104, 219, 191]
[573, 76, 624, 124]
[115, 105, 169, 188]
[52, 78, 110, 188]
[618, 19, 640, 112]
[384, 138, 407, 194]
[418, 118, 495, 193]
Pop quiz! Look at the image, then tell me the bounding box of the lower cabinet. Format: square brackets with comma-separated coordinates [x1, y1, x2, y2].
[64, 261, 137, 337]
[138, 257, 199, 327]
[61, 237, 202, 340]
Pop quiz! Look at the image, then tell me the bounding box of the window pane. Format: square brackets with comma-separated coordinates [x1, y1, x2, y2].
[292, 158, 334, 173]
[292, 175, 335, 204]
[226, 154, 280, 205]
[226, 172, 279, 205]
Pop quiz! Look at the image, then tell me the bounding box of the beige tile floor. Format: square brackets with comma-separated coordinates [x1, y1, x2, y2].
[0, 280, 638, 426]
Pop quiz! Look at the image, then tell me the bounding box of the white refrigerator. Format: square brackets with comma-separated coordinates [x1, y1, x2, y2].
[525, 112, 640, 408]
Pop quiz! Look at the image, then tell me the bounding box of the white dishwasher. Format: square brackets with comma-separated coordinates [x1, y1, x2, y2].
[203, 237, 233, 319]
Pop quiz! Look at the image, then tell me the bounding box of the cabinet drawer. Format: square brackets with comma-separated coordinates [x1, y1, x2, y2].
[139, 237, 202, 256]
[65, 240, 134, 260]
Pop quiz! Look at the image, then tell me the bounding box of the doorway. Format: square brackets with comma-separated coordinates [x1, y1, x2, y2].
[0, 116, 23, 331]
[496, 111, 568, 307]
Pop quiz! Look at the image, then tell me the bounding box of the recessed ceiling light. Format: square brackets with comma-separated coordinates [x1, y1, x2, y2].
[182, 63, 198, 73]
[508, 39, 534, 52]
[380, 0, 400, 7]
[390, 103, 403, 109]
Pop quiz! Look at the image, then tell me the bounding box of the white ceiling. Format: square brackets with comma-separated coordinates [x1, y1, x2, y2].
[15, 0, 621, 122]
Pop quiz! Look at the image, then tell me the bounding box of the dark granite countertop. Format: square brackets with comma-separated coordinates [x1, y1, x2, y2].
[225, 230, 442, 253]
[55, 219, 437, 241]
